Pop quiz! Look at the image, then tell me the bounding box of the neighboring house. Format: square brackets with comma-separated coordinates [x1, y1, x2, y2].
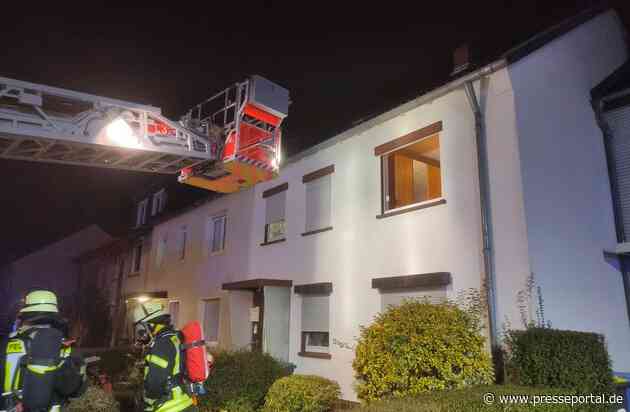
[592, 60, 630, 324]
[122, 8, 630, 401]
[77, 180, 210, 345]
[0, 225, 113, 334]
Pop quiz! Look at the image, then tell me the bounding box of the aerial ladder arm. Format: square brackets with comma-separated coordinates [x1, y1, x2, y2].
[0, 75, 289, 191]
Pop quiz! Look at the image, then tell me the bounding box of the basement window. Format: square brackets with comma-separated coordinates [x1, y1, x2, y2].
[381, 133, 442, 212]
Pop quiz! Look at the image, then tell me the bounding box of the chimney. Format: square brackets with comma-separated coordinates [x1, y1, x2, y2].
[451, 44, 473, 76]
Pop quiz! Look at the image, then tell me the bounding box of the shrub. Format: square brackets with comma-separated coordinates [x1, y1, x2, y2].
[66, 385, 120, 412]
[199, 350, 293, 411]
[505, 327, 613, 393]
[353, 299, 494, 402]
[262, 374, 341, 412]
[347, 385, 614, 411]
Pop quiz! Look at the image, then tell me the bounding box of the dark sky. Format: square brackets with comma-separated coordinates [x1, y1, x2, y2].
[1, 1, 629, 263]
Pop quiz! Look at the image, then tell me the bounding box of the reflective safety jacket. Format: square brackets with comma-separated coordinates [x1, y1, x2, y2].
[143, 327, 193, 412]
[0, 326, 86, 412]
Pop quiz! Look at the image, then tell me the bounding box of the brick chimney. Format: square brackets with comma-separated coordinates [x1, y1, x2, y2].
[451, 44, 473, 76]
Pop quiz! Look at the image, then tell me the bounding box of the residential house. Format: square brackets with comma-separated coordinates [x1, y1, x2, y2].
[0, 225, 113, 335]
[76, 179, 210, 345]
[123, 7, 630, 401]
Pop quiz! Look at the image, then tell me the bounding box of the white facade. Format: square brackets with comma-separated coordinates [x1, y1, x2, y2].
[123, 10, 630, 400]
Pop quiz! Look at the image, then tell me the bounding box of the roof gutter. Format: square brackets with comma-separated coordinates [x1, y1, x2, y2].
[464, 80, 499, 349]
[287, 59, 508, 164]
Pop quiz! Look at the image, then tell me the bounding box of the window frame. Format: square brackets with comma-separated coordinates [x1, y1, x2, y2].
[168, 300, 180, 328]
[209, 214, 227, 255]
[295, 283, 333, 360]
[135, 198, 148, 227]
[201, 298, 221, 347]
[178, 225, 187, 261]
[155, 232, 167, 269]
[261, 183, 288, 246]
[151, 189, 166, 216]
[129, 240, 143, 277]
[302, 165, 334, 236]
[374, 121, 445, 218]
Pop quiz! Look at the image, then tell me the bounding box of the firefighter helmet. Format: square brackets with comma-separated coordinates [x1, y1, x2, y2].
[19, 290, 59, 314]
[132, 301, 167, 324]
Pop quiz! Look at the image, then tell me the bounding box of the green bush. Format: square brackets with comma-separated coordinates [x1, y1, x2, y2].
[66, 385, 120, 412]
[505, 327, 613, 393]
[199, 350, 293, 411]
[262, 374, 341, 412]
[348, 385, 615, 411]
[353, 299, 494, 402]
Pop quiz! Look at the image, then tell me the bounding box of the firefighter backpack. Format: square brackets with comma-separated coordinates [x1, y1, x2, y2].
[179, 321, 211, 394]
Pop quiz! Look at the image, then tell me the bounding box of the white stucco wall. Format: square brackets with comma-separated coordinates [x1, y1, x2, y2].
[508, 10, 630, 369]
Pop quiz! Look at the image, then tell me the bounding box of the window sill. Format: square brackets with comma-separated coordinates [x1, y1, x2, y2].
[376, 198, 446, 219]
[260, 238, 286, 247]
[298, 352, 332, 360]
[301, 226, 333, 237]
[210, 250, 226, 256]
[128, 272, 141, 278]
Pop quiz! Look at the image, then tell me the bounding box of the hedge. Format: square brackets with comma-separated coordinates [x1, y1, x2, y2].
[262, 374, 341, 412]
[505, 328, 613, 393]
[349, 385, 617, 411]
[66, 385, 120, 412]
[199, 350, 293, 411]
[353, 299, 494, 402]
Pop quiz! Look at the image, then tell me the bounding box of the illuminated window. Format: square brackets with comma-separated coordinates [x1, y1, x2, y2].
[381, 133, 441, 212]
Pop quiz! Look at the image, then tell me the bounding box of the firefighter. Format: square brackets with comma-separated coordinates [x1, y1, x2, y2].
[133, 301, 195, 412]
[1, 290, 86, 412]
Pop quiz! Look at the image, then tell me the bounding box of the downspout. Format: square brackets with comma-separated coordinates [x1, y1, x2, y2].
[591, 97, 630, 326]
[464, 81, 499, 348]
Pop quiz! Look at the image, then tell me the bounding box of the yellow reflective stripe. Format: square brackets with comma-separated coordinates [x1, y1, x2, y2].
[3, 360, 12, 393]
[169, 335, 180, 375]
[146, 354, 168, 369]
[27, 364, 58, 374]
[13, 367, 21, 391]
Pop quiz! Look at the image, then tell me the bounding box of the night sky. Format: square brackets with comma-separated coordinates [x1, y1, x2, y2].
[1, 1, 629, 264]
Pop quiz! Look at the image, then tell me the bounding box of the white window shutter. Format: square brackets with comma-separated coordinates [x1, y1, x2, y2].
[305, 175, 331, 232]
[301, 295, 330, 332]
[265, 192, 286, 224]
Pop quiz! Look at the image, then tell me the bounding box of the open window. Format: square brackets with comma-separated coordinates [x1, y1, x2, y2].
[382, 133, 441, 211]
[375, 123, 444, 214]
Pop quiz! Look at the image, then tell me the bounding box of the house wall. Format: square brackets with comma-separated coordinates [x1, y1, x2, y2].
[121, 10, 630, 398]
[508, 10, 630, 369]
[131, 62, 528, 400]
[5, 225, 112, 317]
